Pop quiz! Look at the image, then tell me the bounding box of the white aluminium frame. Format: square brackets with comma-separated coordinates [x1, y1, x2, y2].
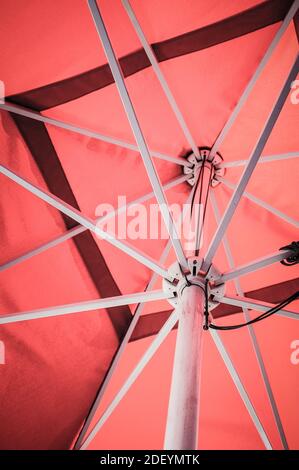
[0, 0, 298, 452]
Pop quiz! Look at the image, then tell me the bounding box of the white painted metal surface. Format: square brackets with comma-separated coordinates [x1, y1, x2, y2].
[221, 152, 299, 168]
[217, 249, 293, 284]
[164, 285, 204, 450]
[209, 328, 272, 450]
[122, 0, 199, 157]
[214, 294, 299, 320]
[75, 188, 195, 449]
[0, 163, 170, 279]
[0, 102, 187, 167]
[0, 290, 171, 325]
[0, 0, 297, 452]
[219, 176, 299, 228]
[0, 174, 188, 273]
[209, 0, 299, 158]
[203, 54, 299, 271]
[80, 309, 179, 450]
[88, 0, 188, 269]
[210, 190, 288, 449]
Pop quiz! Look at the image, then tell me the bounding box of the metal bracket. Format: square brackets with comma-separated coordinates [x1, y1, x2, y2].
[183, 147, 225, 187]
[163, 257, 226, 310]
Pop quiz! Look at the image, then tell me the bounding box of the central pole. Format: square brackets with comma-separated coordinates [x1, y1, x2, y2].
[164, 284, 204, 450]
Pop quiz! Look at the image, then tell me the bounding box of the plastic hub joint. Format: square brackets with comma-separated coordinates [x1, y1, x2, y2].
[163, 257, 225, 310]
[183, 147, 225, 187]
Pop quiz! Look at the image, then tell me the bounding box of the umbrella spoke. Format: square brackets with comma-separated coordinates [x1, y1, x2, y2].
[79, 309, 179, 450]
[217, 249, 294, 284]
[75, 237, 173, 449]
[202, 54, 299, 271]
[0, 290, 172, 325]
[221, 152, 299, 168]
[209, 328, 272, 450]
[219, 176, 299, 228]
[0, 102, 188, 167]
[210, 190, 288, 449]
[122, 0, 199, 158]
[0, 164, 170, 279]
[1, 0, 297, 451]
[75, 187, 196, 448]
[214, 294, 299, 320]
[0, 174, 188, 272]
[258, 152, 299, 165]
[88, 0, 188, 270]
[209, 0, 299, 158]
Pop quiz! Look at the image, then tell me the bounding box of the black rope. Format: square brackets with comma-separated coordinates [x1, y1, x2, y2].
[190, 161, 204, 216]
[195, 165, 213, 257]
[203, 289, 299, 331]
[190, 155, 213, 257]
[203, 279, 210, 330]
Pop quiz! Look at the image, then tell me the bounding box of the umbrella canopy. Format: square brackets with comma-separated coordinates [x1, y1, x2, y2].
[0, 0, 298, 450]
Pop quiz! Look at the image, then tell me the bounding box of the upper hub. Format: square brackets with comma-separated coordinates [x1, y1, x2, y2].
[183, 147, 225, 187]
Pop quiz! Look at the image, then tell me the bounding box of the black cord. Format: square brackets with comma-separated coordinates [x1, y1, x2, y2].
[191, 155, 213, 257]
[190, 162, 204, 216]
[203, 279, 210, 330]
[206, 290, 299, 331]
[195, 165, 213, 257]
[280, 241, 299, 266]
[197, 156, 205, 206]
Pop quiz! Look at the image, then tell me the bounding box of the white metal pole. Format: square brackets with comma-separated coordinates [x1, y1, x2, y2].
[164, 285, 204, 450]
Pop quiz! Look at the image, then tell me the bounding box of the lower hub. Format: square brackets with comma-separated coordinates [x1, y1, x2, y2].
[162, 257, 225, 311]
[183, 147, 225, 187]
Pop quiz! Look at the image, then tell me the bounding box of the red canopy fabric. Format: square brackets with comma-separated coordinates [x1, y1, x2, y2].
[0, 0, 298, 450]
